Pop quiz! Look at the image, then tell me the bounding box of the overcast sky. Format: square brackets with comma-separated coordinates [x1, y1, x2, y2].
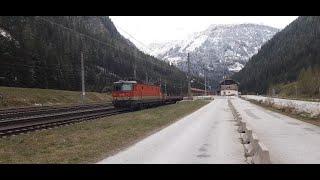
[110, 16, 298, 45]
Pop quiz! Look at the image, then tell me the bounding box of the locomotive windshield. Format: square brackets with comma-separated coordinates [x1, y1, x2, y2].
[113, 83, 133, 92]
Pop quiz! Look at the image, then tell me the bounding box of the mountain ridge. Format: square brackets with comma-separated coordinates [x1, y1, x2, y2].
[232, 16, 320, 94]
[137, 23, 279, 89]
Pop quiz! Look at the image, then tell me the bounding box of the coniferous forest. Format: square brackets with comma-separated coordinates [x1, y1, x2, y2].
[232, 16, 320, 96]
[0, 16, 204, 95]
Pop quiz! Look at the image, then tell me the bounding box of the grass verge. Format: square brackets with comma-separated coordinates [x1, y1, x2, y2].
[0, 86, 112, 109]
[0, 100, 210, 164]
[245, 98, 320, 127]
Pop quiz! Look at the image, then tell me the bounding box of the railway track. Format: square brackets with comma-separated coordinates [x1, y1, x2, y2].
[0, 102, 113, 119]
[0, 103, 130, 138]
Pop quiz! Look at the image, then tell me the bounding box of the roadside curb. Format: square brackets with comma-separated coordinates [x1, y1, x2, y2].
[228, 98, 271, 164]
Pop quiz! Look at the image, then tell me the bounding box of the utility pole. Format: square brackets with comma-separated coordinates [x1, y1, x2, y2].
[187, 53, 191, 100]
[133, 64, 136, 79]
[145, 72, 148, 83]
[160, 76, 162, 92]
[165, 79, 167, 95]
[180, 82, 183, 96]
[204, 68, 207, 96]
[81, 51, 85, 104]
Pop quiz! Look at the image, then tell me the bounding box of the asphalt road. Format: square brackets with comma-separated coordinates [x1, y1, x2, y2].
[231, 97, 320, 164]
[98, 97, 246, 164]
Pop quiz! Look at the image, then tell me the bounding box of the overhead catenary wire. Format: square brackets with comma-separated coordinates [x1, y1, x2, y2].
[114, 24, 159, 57]
[34, 16, 174, 84]
[35, 16, 158, 67]
[0, 17, 149, 82]
[1, 17, 188, 95]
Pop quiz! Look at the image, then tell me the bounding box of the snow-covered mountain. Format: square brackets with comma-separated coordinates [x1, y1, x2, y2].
[129, 23, 279, 89]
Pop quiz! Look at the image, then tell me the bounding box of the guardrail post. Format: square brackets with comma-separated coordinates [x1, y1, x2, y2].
[245, 133, 259, 157]
[251, 142, 271, 164]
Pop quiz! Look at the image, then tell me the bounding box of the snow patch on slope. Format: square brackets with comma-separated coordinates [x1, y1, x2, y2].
[167, 56, 182, 65]
[141, 24, 279, 83]
[228, 62, 244, 72]
[0, 28, 12, 39]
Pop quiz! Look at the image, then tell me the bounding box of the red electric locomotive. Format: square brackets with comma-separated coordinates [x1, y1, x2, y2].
[112, 80, 182, 109]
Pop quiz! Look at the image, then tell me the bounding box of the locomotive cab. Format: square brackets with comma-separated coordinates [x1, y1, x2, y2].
[112, 80, 137, 108]
[113, 81, 134, 92]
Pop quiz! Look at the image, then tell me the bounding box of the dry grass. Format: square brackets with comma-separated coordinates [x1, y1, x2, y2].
[274, 82, 320, 102]
[0, 86, 112, 109]
[0, 100, 209, 164]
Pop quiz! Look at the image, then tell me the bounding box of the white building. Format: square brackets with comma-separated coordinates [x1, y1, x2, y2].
[220, 79, 239, 96]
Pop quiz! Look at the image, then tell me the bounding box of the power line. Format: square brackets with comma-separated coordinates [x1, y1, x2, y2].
[0, 62, 66, 69]
[114, 24, 158, 57]
[0, 61, 92, 73]
[36, 16, 124, 53]
[35, 16, 167, 84]
[1, 17, 188, 91]
[35, 16, 157, 67]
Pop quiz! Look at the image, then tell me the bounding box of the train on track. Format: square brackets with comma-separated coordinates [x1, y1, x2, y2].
[112, 80, 183, 109]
